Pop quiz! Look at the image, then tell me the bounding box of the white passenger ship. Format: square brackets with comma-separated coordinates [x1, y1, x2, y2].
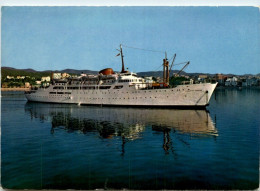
[25, 45, 217, 108]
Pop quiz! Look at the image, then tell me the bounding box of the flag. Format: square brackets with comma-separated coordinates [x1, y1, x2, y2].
[116, 53, 120, 57]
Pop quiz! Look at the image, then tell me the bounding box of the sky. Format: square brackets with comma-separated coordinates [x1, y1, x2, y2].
[1, 6, 259, 74]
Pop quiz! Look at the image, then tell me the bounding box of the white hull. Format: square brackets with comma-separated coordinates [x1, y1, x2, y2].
[25, 83, 217, 107]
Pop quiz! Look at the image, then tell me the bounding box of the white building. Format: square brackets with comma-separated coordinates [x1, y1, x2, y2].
[6, 76, 14, 79]
[35, 81, 42, 85]
[225, 77, 238, 86]
[17, 76, 25, 79]
[53, 73, 62, 79]
[62, 73, 71, 78]
[41, 76, 51, 82]
[144, 76, 154, 83]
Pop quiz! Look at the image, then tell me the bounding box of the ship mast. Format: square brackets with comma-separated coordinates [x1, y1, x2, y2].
[120, 44, 126, 73]
[163, 52, 170, 86]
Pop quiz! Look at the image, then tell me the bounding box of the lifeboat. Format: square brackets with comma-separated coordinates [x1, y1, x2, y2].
[99, 68, 115, 75]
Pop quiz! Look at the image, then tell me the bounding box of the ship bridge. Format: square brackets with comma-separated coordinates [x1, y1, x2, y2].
[118, 72, 144, 83]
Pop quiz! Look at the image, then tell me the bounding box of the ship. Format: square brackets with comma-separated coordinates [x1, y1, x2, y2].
[25, 45, 217, 108]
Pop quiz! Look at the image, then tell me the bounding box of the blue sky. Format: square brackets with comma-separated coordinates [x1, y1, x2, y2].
[1, 6, 259, 74]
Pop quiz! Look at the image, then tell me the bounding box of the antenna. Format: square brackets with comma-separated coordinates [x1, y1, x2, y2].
[117, 44, 126, 73]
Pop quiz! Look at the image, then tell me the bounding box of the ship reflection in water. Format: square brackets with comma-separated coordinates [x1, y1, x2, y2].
[25, 102, 217, 155]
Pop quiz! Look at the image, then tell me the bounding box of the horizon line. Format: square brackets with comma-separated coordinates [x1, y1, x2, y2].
[1, 66, 260, 76]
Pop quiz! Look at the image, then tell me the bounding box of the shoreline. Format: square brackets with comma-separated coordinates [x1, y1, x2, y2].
[1, 88, 30, 91]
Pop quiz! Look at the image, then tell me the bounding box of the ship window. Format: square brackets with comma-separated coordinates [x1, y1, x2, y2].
[99, 86, 111, 89]
[67, 87, 79, 90]
[82, 86, 95, 90]
[49, 92, 56, 94]
[53, 86, 64, 89]
[57, 92, 64, 94]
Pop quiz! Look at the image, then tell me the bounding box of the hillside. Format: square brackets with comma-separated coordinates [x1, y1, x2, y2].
[1, 67, 191, 79]
[1, 67, 51, 80]
[1, 66, 257, 79]
[1, 67, 98, 80]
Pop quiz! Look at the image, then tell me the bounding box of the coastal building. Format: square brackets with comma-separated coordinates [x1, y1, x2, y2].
[52, 73, 62, 80]
[35, 81, 42, 85]
[225, 76, 238, 86]
[6, 76, 14, 79]
[242, 77, 259, 87]
[181, 79, 194, 85]
[17, 76, 25, 79]
[25, 82, 30, 88]
[198, 74, 208, 79]
[41, 76, 51, 82]
[144, 76, 154, 83]
[197, 75, 208, 83]
[62, 73, 70, 78]
[216, 73, 227, 86]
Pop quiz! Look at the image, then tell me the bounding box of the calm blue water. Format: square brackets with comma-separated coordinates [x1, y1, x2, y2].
[1, 88, 259, 189]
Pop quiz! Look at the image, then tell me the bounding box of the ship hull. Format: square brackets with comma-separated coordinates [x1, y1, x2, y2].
[25, 83, 217, 108]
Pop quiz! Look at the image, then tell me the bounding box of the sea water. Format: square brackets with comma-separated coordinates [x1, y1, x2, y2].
[1, 88, 259, 189]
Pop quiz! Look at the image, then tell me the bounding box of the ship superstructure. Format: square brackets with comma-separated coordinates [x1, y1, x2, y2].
[25, 45, 217, 108]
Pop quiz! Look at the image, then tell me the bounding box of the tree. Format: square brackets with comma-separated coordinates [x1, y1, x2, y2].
[169, 76, 187, 86]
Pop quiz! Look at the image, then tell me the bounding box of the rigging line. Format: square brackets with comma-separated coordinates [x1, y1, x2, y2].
[153, 64, 163, 71]
[152, 55, 178, 71]
[168, 54, 175, 62]
[121, 44, 165, 53]
[174, 62, 189, 66]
